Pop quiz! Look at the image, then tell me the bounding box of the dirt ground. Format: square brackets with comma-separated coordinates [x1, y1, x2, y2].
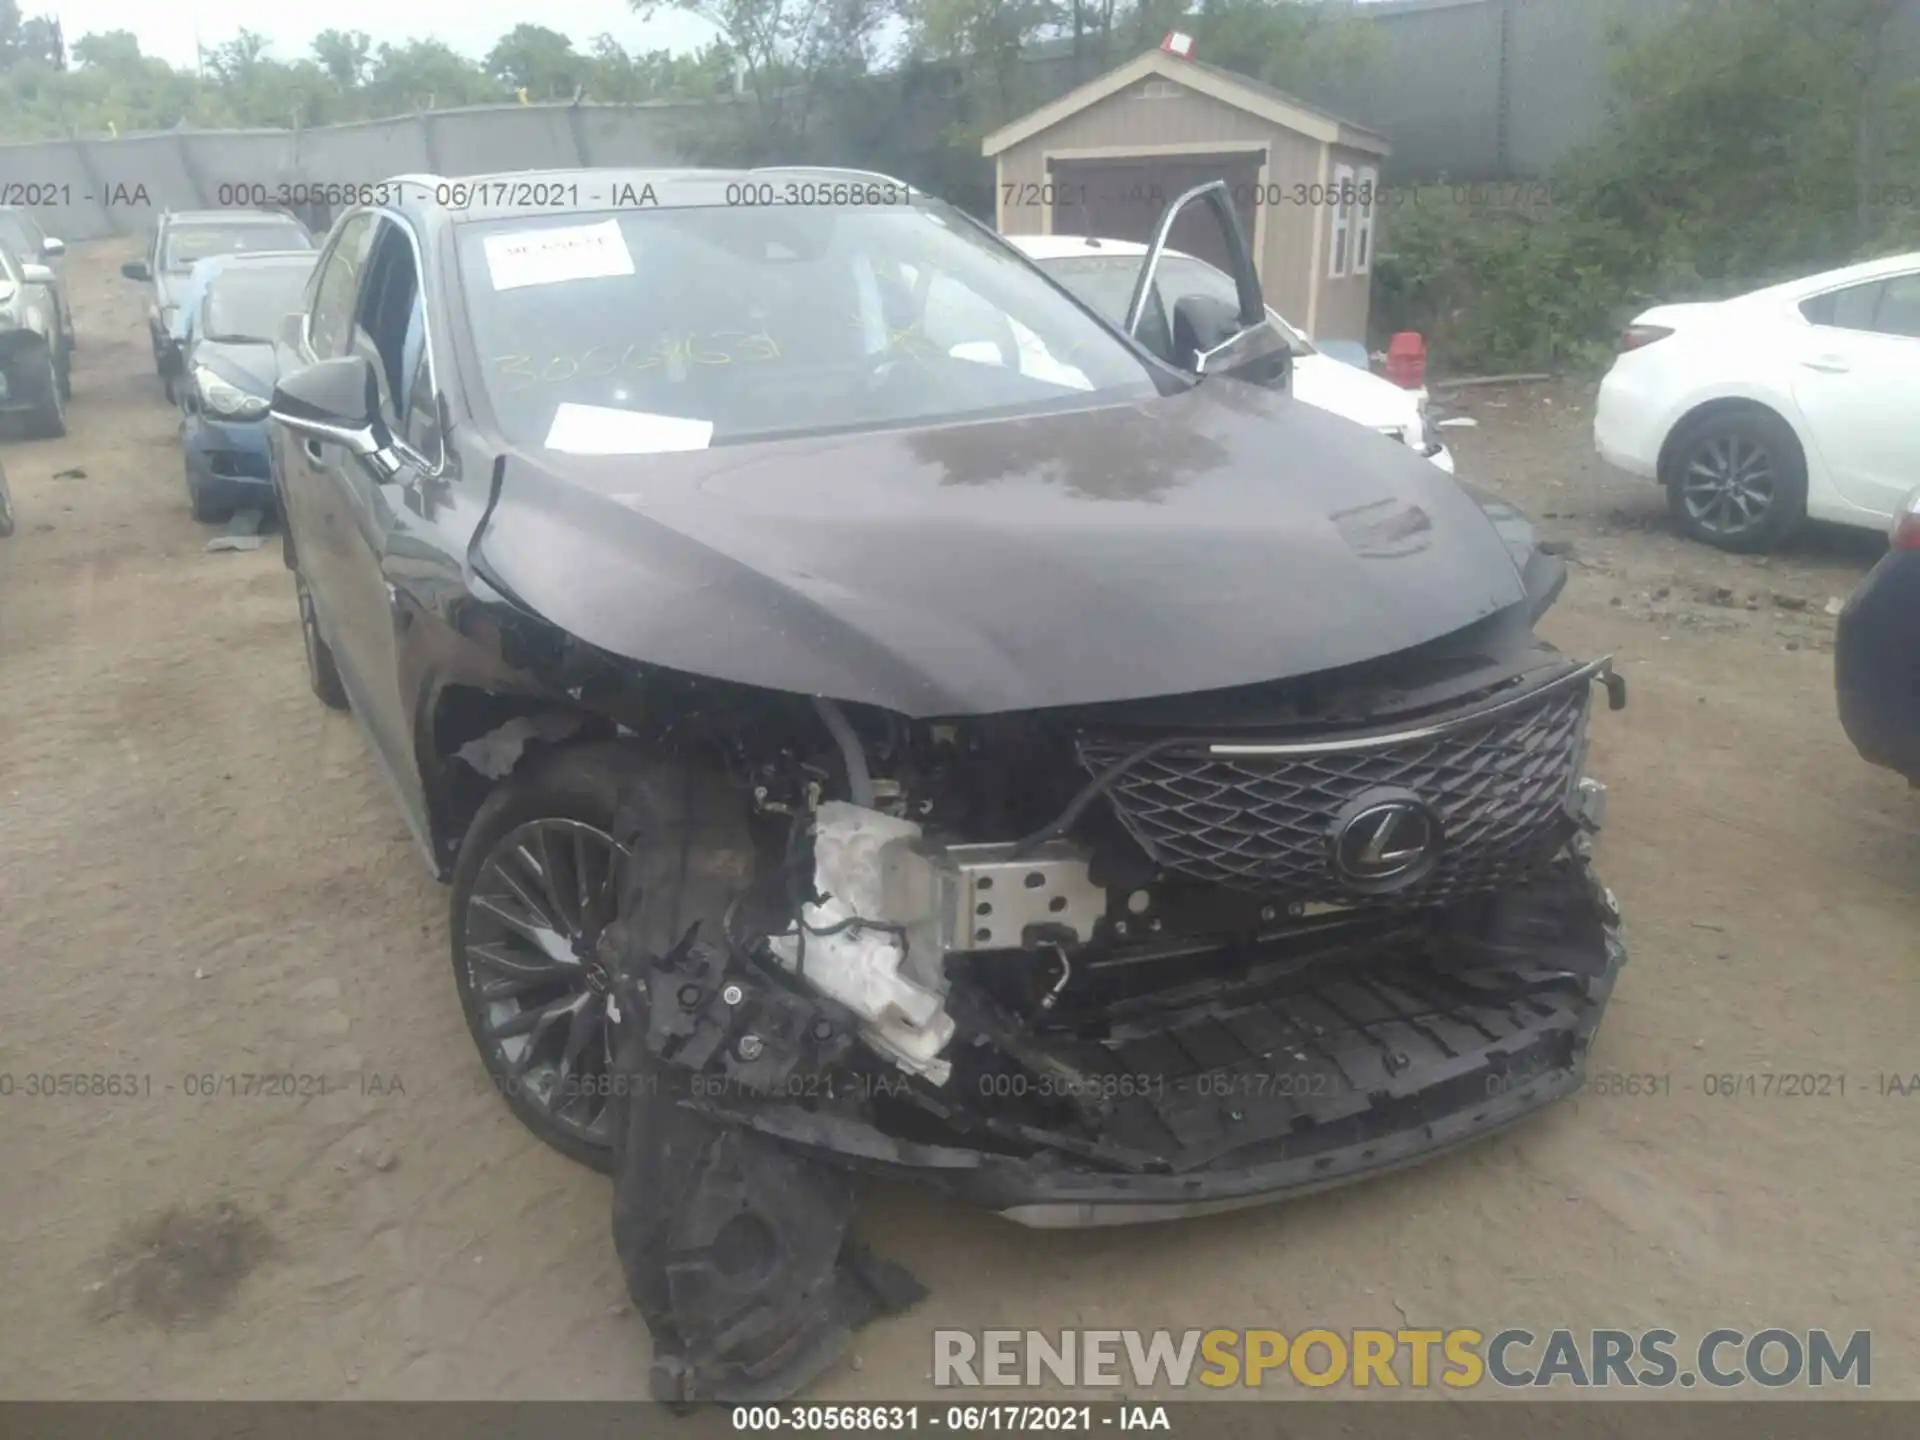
[1, 236, 1916, 1401]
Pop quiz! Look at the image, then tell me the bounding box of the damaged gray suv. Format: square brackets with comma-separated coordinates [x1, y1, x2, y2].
[266, 167, 1627, 1402]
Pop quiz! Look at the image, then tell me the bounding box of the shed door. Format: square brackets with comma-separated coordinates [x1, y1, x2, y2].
[1048, 152, 1263, 275]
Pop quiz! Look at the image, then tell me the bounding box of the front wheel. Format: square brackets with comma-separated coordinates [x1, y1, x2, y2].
[450, 747, 753, 1171]
[1663, 408, 1806, 553]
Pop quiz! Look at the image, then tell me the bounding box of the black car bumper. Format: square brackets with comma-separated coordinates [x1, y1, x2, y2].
[634, 859, 1625, 1227]
[1835, 550, 1920, 783]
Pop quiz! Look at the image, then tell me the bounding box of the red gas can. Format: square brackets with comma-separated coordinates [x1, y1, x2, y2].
[1384, 331, 1427, 389]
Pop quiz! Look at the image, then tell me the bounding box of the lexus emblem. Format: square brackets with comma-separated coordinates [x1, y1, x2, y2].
[1328, 790, 1442, 891]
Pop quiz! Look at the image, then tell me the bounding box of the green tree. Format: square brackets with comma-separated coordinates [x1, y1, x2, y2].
[630, 0, 888, 162]
[1374, 0, 1920, 371]
[486, 24, 587, 100]
[312, 29, 373, 90]
[71, 30, 142, 70]
[363, 38, 503, 111]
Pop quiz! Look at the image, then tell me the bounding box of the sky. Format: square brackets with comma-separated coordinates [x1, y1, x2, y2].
[44, 0, 721, 70]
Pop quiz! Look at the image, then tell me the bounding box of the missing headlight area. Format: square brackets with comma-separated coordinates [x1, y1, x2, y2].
[598, 658, 1627, 1401]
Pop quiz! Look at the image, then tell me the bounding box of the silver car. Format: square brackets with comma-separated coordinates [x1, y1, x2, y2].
[0, 206, 73, 356]
[0, 245, 70, 437]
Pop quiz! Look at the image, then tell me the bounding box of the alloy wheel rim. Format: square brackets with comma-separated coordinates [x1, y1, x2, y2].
[461, 817, 627, 1149]
[1681, 432, 1773, 536]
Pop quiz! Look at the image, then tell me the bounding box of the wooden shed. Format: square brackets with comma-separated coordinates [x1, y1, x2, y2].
[981, 49, 1392, 343]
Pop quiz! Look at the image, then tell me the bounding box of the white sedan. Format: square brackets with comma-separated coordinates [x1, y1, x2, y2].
[1595, 251, 1920, 551]
[1005, 234, 1453, 473]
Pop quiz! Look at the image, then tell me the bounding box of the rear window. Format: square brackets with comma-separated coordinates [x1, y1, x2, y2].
[204, 264, 314, 343]
[1799, 281, 1883, 330]
[164, 223, 313, 270]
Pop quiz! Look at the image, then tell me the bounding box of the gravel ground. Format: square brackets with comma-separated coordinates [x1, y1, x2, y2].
[1, 237, 1916, 1401]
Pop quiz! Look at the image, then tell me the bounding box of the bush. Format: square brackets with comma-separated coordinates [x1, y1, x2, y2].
[1372, 0, 1920, 376]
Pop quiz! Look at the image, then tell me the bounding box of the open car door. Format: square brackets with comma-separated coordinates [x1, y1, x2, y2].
[1123, 180, 1294, 390]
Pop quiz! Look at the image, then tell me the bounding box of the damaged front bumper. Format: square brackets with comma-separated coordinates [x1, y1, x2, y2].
[618, 859, 1624, 1229]
[597, 662, 1628, 1401]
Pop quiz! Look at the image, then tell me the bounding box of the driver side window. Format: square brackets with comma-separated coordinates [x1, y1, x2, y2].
[308, 214, 376, 360]
[350, 218, 440, 464]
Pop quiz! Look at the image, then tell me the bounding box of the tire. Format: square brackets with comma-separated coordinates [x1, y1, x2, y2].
[188, 466, 231, 525]
[21, 348, 66, 439]
[1663, 407, 1806, 553]
[0, 462, 14, 538]
[450, 747, 752, 1171]
[296, 571, 349, 711]
[186, 450, 232, 525]
[162, 369, 177, 407]
[56, 353, 71, 403]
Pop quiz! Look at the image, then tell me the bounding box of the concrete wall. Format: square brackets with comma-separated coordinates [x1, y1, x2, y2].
[0, 101, 722, 243]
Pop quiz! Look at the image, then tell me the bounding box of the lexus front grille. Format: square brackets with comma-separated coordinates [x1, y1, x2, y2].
[1077, 671, 1595, 904]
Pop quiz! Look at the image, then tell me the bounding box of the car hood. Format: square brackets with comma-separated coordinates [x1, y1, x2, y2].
[192, 338, 277, 395]
[1290, 354, 1422, 432]
[474, 381, 1530, 718]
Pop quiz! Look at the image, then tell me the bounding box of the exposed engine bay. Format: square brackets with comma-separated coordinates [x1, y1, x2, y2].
[593, 642, 1629, 1402]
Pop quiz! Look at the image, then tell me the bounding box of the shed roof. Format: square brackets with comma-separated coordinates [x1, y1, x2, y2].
[980, 49, 1391, 159]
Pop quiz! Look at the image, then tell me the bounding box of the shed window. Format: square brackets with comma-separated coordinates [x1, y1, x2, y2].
[1140, 80, 1180, 99]
[1353, 165, 1378, 275]
[1329, 163, 1355, 278]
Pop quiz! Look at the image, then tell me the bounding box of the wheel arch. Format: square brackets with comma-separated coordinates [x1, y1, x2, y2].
[416, 683, 619, 876]
[1655, 394, 1809, 489]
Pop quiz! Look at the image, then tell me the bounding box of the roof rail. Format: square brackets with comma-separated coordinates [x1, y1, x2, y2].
[748, 164, 915, 190]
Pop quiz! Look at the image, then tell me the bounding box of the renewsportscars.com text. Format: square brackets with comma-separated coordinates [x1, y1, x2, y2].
[933, 1327, 1871, 1390]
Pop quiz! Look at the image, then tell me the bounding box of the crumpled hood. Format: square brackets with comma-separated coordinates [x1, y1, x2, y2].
[474, 381, 1529, 718]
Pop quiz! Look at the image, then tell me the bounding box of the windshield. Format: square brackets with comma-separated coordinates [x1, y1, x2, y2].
[0, 213, 41, 260]
[1033, 252, 1316, 357]
[455, 201, 1161, 451]
[164, 223, 312, 271]
[204, 264, 312, 343]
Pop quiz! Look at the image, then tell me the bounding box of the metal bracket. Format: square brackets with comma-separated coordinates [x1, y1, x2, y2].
[934, 840, 1107, 951]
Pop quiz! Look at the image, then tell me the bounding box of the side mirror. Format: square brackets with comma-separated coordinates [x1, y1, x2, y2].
[270, 354, 393, 462]
[20, 263, 55, 286]
[1170, 295, 1242, 370]
[121, 260, 152, 282]
[1124, 180, 1291, 388]
[40, 237, 65, 258]
[1177, 300, 1294, 389]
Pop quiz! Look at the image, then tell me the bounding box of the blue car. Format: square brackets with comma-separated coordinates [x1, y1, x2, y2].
[178, 252, 316, 522]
